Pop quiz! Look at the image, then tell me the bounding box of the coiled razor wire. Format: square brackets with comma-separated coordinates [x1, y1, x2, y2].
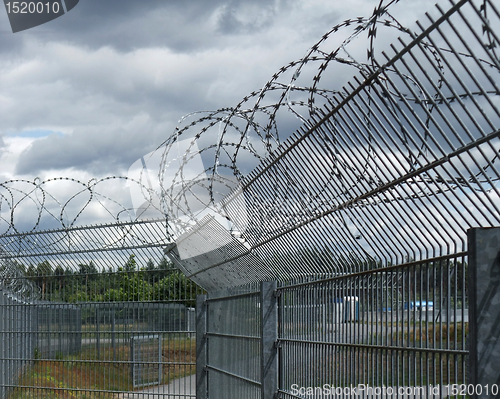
[0, 258, 39, 301]
[0, 0, 500, 293]
[154, 0, 500, 239]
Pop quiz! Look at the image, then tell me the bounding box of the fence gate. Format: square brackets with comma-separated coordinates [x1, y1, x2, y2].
[0, 219, 201, 399]
[130, 335, 162, 388]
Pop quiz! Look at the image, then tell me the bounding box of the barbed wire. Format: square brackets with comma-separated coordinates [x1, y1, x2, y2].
[0, 0, 498, 278]
[155, 0, 500, 238]
[0, 258, 39, 301]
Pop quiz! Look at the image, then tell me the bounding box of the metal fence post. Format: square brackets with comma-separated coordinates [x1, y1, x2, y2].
[468, 227, 500, 398]
[0, 292, 4, 399]
[196, 294, 207, 399]
[261, 281, 278, 399]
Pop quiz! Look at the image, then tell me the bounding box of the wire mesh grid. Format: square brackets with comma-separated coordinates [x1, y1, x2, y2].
[0, 219, 201, 398]
[205, 291, 262, 399]
[172, 0, 500, 291]
[195, 1, 500, 398]
[130, 335, 162, 388]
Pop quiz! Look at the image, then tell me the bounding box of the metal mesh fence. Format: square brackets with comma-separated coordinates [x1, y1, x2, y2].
[0, 293, 83, 399]
[206, 290, 261, 399]
[0, 0, 499, 397]
[199, 253, 469, 398]
[130, 335, 162, 388]
[193, 0, 500, 398]
[0, 220, 202, 399]
[277, 254, 468, 397]
[0, 292, 35, 399]
[35, 303, 82, 359]
[170, 0, 500, 290]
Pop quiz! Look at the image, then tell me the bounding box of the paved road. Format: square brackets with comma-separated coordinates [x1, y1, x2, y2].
[121, 375, 195, 399]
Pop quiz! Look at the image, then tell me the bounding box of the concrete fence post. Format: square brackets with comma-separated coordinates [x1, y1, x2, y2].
[261, 281, 278, 399]
[196, 294, 207, 399]
[468, 227, 500, 398]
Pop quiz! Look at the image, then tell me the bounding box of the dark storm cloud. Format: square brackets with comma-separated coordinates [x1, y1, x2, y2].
[0, 0, 288, 53]
[51, 0, 218, 52]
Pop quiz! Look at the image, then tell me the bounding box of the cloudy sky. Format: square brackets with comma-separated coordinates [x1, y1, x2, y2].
[0, 0, 442, 179]
[0, 0, 442, 230]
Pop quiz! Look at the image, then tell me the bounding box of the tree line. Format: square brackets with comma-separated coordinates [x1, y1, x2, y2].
[9, 255, 202, 306]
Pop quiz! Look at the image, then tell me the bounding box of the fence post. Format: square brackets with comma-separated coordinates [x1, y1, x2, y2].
[196, 294, 207, 399]
[468, 227, 500, 398]
[0, 291, 4, 399]
[261, 281, 278, 399]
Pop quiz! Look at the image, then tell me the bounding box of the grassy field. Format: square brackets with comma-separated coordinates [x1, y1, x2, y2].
[9, 336, 195, 399]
